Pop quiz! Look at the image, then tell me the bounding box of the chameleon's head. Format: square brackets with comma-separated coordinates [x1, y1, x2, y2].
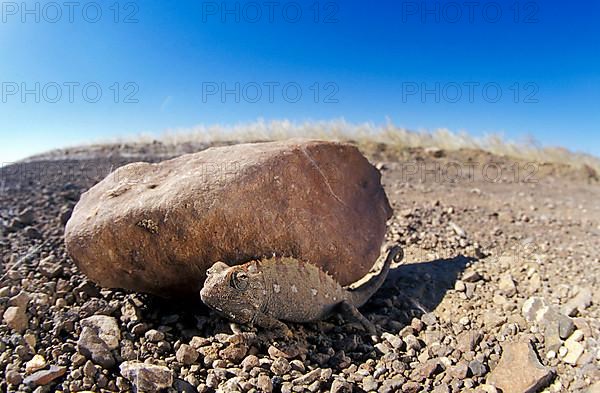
[200, 260, 266, 324]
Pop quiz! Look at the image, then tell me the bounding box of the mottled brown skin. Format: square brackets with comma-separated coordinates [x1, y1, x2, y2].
[200, 246, 402, 335]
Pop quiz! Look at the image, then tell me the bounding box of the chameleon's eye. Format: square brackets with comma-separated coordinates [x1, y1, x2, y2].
[230, 272, 249, 291]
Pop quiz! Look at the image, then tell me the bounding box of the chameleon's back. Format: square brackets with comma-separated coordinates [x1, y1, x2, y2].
[259, 257, 347, 323]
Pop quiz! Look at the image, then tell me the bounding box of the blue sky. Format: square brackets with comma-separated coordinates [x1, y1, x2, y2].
[0, 0, 598, 162]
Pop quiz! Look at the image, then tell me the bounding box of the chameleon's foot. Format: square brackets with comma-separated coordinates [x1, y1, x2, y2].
[254, 312, 294, 339]
[339, 300, 377, 336]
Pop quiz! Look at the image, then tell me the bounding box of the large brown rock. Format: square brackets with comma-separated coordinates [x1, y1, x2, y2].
[65, 139, 392, 297]
[487, 340, 555, 393]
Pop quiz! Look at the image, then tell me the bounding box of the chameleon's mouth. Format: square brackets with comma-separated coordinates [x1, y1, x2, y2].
[200, 275, 238, 317]
[200, 290, 251, 323]
[200, 288, 230, 319]
[199, 274, 219, 306]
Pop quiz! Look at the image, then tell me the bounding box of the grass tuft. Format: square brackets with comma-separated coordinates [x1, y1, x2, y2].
[129, 119, 599, 173]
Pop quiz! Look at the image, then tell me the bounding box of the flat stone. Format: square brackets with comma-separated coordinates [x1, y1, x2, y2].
[487, 341, 554, 393]
[563, 340, 584, 365]
[403, 335, 421, 351]
[498, 273, 517, 297]
[120, 361, 173, 391]
[289, 359, 305, 373]
[77, 327, 115, 369]
[3, 306, 28, 333]
[145, 329, 165, 342]
[556, 315, 575, 339]
[450, 222, 467, 238]
[8, 291, 31, 308]
[293, 368, 321, 385]
[382, 332, 403, 349]
[39, 256, 64, 278]
[271, 357, 291, 375]
[421, 313, 437, 326]
[362, 376, 379, 391]
[468, 359, 487, 377]
[462, 271, 482, 283]
[23, 365, 66, 386]
[478, 384, 498, 393]
[522, 297, 546, 323]
[457, 330, 483, 353]
[465, 282, 476, 298]
[189, 336, 210, 349]
[174, 379, 197, 393]
[568, 330, 584, 342]
[268, 345, 294, 359]
[25, 355, 47, 374]
[402, 381, 421, 393]
[241, 354, 260, 371]
[432, 383, 450, 393]
[562, 287, 592, 317]
[380, 378, 405, 393]
[176, 344, 199, 365]
[410, 360, 440, 381]
[482, 311, 506, 328]
[6, 370, 23, 385]
[83, 360, 97, 377]
[219, 344, 247, 363]
[80, 315, 121, 350]
[523, 297, 575, 343]
[544, 320, 564, 352]
[448, 362, 469, 380]
[65, 140, 392, 297]
[257, 374, 273, 393]
[330, 379, 353, 393]
[375, 342, 391, 354]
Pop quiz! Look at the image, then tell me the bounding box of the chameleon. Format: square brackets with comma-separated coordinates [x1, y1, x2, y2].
[200, 246, 403, 336]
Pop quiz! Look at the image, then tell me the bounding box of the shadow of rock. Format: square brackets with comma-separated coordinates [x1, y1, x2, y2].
[128, 254, 472, 342]
[364, 254, 472, 328]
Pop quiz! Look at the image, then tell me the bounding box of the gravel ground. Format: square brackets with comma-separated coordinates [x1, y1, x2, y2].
[1, 141, 599, 392]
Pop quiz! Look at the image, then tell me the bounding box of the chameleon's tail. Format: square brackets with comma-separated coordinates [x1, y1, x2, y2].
[349, 245, 403, 308]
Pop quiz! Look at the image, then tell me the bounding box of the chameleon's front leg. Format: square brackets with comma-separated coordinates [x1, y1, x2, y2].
[339, 300, 377, 335]
[253, 312, 294, 339]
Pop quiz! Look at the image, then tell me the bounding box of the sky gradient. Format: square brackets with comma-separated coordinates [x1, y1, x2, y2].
[0, 0, 598, 162]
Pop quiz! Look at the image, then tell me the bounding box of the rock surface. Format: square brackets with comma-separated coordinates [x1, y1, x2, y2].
[176, 344, 199, 365]
[25, 355, 47, 374]
[563, 287, 593, 317]
[76, 315, 121, 368]
[65, 139, 392, 296]
[487, 341, 554, 393]
[81, 315, 121, 350]
[23, 365, 67, 387]
[120, 361, 174, 391]
[3, 305, 28, 333]
[563, 339, 585, 365]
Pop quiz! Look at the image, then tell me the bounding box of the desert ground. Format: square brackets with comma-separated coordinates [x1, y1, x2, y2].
[0, 140, 598, 392]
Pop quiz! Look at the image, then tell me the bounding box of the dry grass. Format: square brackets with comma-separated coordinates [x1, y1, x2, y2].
[130, 119, 600, 173]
